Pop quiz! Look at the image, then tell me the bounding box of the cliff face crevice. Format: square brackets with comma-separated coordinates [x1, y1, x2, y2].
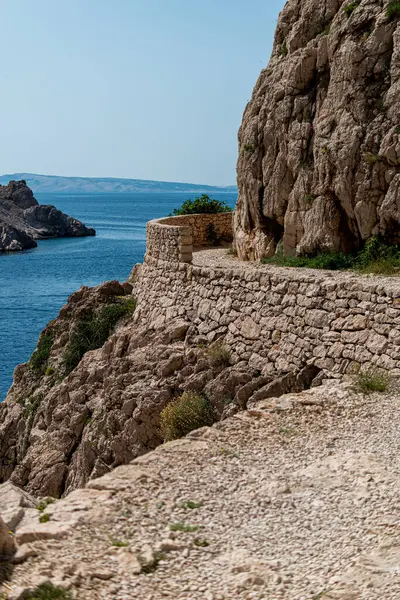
[234, 0, 400, 260]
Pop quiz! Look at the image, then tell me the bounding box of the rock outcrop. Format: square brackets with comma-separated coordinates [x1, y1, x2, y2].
[0, 279, 280, 498]
[234, 0, 400, 260]
[0, 515, 15, 559]
[0, 180, 95, 251]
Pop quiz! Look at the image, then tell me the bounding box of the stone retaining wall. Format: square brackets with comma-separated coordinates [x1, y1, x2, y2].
[145, 213, 233, 263]
[135, 255, 400, 377]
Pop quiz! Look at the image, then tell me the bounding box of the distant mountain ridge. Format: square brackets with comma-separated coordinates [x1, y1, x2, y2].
[0, 173, 237, 195]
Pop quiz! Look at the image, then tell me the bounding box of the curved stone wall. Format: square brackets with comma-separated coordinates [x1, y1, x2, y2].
[145, 213, 233, 263]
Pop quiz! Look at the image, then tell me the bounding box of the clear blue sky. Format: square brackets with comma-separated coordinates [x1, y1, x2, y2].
[1, 0, 284, 185]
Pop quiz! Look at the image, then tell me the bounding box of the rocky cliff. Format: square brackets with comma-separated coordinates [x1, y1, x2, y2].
[0, 277, 284, 498]
[234, 0, 400, 260]
[0, 180, 95, 251]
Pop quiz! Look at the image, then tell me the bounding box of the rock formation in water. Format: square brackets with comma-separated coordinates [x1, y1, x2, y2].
[0, 180, 95, 251]
[234, 0, 400, 260]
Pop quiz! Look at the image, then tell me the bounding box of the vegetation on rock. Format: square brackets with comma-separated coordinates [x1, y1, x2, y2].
[160, 391, 216, 441]
[344, 1, 360, 17]
[356, 368, 391, 394]
[63, 297, 136, 374]
[205, 341, 231, 367]
[25, 583, 72, 600]
[172, 194, 232, 216]
[262, 236, 400, 275]
[387, 0, 400, 20]
[21, 393, 44, 419]
[169, 522, 199, 532]
[29, 330, 54, 375]
[39, 513, 50, 523]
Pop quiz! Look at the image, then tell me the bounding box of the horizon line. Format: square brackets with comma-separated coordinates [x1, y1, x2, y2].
[1, 172, 237, 189]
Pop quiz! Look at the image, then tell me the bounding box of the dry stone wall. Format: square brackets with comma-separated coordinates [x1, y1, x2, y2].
[146, 213, 233, 263]
[136, 252, 400, 377]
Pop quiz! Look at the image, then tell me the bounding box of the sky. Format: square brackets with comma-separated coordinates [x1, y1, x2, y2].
[0, 0, 285, 186]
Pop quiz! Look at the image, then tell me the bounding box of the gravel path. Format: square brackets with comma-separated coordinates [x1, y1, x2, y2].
[192, 247, 400, 290]
[6, 380, 400, 599]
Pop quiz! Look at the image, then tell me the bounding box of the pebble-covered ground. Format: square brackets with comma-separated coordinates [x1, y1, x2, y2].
[5, 379, 400, 599]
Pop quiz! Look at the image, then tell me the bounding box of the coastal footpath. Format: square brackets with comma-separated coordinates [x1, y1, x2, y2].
[4, 380, 400, 599]
[1, 232, 400, 597]
[1, 0, 400, 597]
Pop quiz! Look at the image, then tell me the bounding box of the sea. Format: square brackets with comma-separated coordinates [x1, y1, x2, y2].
[0, 192, 237, 400]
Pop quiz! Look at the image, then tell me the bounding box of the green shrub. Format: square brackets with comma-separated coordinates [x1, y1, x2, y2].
[396, 126, 400, 134]
[305, 193, 317, 204]
[39, 513, 50, 523]
[109, 536, 129, 547]
[387, 1, 400, 20]
[169, 522, 199, 532]
[36, 498, 55, 512]
[364, 152, 381, 164]
[262, 236, 400, 275]
[243, 143, 257, 153]
[63, 297, 136, 374]
[25, 583, 72, 600]
[172, 194, 232, 216]
[376, 99, 387, 113]
[205, 341, 231, 367]
[344, 1, 360, 16]
[29, 330, 54, 375]
[356, 368, 390, 394]
[262, 251, 353, 270]
[194, 538, 210, 547]
[23, 393, 44, 419]
[278, 41, 288, 57]
[356, 236, 400, 274]
[181, 500, 201, 509]
[160, 392, 216, 441]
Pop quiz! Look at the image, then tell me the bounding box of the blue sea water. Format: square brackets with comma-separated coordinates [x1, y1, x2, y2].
[0, 192, 237, 400]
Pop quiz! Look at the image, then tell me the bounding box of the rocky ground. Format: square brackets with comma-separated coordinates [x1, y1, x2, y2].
[2, 379, 400, 599]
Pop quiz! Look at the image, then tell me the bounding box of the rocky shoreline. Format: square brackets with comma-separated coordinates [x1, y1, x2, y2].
[0, 180, 95, 252]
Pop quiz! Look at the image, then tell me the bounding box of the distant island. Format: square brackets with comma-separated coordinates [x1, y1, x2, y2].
[0, 180, 95, 252]
[0, 173, 237, 195]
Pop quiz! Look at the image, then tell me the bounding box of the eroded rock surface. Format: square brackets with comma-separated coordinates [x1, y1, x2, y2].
[0, 515, 15, 559]
[0, 180, 95, 251]
[234, 0, 400, 259]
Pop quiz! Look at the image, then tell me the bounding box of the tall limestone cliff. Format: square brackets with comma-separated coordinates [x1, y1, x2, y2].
[234, 0, 400, 260]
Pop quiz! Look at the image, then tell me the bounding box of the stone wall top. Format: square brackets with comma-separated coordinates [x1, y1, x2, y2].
[145, 213, 233, 264]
